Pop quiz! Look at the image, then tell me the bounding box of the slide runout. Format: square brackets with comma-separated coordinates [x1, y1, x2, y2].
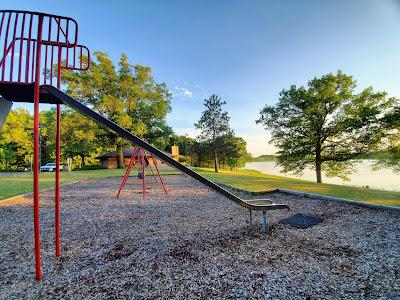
[42, 85, 290, 213]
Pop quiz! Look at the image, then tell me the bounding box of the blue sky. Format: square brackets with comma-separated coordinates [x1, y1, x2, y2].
[4, 0, 400, 155]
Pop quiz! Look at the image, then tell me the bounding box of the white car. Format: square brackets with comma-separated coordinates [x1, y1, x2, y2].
[40, 163, 63, 172]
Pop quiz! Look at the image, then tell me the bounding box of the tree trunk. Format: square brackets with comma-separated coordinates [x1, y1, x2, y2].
[117, 143, 125, 169]
[315, 143, 322, 183]
[81, 154, 85, 167]
[213, 140, 218, 173]
[315, 160, 322, 183]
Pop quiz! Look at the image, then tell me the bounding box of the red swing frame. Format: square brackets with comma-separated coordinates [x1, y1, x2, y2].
[116, 146, 168, 201]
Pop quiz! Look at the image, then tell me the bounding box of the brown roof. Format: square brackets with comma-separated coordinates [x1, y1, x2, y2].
[97, 148, 170, 159]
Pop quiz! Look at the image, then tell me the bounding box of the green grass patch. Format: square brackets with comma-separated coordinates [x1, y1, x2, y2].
[0, 168, 179, 200]
[1, 166, 399, 207]
[192, 167, 400, 207]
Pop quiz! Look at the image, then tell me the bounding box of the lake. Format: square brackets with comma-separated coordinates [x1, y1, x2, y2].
[243, 160, 400, 192]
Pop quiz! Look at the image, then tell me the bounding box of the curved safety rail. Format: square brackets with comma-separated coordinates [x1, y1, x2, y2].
[0, 10, 79, 84]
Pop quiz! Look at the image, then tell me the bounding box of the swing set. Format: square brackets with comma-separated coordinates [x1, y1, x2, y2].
[116, 145, 168, 201]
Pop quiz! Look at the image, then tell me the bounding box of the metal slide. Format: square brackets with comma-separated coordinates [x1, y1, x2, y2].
[42, 85, 290, 213]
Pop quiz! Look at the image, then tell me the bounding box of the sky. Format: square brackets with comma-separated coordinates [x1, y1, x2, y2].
[3, 0, 400, 156]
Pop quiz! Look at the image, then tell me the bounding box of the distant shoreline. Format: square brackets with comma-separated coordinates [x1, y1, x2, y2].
[242, 160, 400, 192]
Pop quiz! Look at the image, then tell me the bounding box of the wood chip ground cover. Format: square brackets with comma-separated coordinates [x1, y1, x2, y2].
[0, 175, 399, 299]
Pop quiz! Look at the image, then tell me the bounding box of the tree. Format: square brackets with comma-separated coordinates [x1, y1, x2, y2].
[192, 140, 213, 168]
[216, 134, 248, 169]
[0, 108, 33, 169]
[39, 109, 57, 164]
[60, 110, 100, 167]
[256, 71, 396, 183]
[195, 95, 231, 172]
[61, 51, 171, 168]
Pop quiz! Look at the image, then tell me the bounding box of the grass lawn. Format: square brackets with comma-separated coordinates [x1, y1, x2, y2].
[0, 168, 179, 201]
[1, 167, 399, 207]
[192, 167, 400, 207]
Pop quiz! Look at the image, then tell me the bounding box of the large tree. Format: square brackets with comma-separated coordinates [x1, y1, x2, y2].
[195, 94, 231, 172]
[256, 71, 396, 183]
[61, 51, 171, 168]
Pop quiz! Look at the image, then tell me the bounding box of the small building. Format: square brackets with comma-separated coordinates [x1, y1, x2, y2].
[97, 148, 164, 169]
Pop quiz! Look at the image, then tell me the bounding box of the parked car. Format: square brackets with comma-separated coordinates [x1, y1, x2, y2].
[40, 163, 63, 172]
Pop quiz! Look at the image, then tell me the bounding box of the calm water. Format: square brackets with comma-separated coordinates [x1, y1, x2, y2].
[243, 160, 400, 192]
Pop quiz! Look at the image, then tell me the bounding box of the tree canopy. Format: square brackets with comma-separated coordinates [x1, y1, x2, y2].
[257, 70, 397, 183]
[0, 108, 33, 169]
[61, 51, 172, 167]
[375, 105, 400, 172]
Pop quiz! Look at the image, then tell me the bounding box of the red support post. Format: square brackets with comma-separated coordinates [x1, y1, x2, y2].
[146, 159, 158, 183]
[33, 15, 44, 281]
[55, 104, 61, 256]
[141, 147, 146, 201]
[54, 47, 62, 257]
[151, 155, 168, 194]
[116, 147, 138, 197]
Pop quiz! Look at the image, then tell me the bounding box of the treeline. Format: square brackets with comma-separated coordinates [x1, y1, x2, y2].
[166, 133, 247, 169]
[246, 154, 276, 162]
[0, 108, 117, 169]
[0, 108, 248, 170]
[0, 51, 250, 171]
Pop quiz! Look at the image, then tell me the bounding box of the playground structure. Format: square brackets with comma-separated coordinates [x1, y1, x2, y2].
[0, 10, 289, 280]
[116, 145, 168, 200]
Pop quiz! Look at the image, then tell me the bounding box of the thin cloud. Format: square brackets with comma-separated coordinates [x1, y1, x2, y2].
[174, 86, 193, 98]
[174, 127, 200, 138]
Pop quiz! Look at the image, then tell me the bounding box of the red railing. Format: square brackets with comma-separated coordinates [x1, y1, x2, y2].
[0, 10, 89, 85]
[0, 38, 90, 84]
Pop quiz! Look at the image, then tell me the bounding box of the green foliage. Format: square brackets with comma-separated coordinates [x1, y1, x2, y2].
[61, 109, 101, 167]
[167, 134, 195, 155]
[246, 154, 276, 162]
[145, 119, 173, 149]
[0, 108, 33, 169]
[375, 106, 400, 172]
[257, 70, 397, 183]
[168, 133, 247, 169]
[61, 51, 172, 167]
[215, 134, 247, 169]
[195, 94, 232, 172]
[39, 108, 57, 164]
